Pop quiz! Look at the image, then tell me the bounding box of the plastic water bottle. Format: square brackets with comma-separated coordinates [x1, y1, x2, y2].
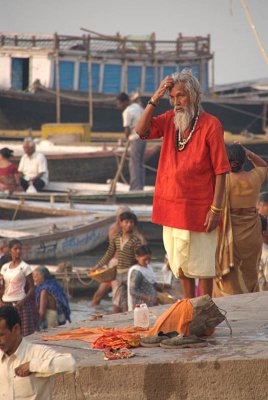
[134, 304, 149, 329]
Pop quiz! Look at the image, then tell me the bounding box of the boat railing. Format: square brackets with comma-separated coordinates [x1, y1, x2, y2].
[0, 32, 211, 60]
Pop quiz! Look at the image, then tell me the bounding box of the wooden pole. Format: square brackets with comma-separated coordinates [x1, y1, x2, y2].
[108, 138, 130, 198]
[211, 52, 215, 95]
[54, 33, 61, 123]
[87, 35, 93, 130]
[262, 103, 267, 132]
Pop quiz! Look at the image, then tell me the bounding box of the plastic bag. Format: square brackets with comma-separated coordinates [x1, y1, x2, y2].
[26, 182, 37, 194]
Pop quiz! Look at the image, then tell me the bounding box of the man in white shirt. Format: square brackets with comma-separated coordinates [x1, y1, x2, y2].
[18, 138, 49, 191]
[0, 306, 76, 400]
[116, 93, 146, 191]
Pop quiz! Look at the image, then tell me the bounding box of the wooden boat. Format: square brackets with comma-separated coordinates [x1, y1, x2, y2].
[0, 199, 161, 241]
[9, 181, 155, 205]
[0, 32, 267, 136]
[1, 140, 158, 186]
[0, 214, 114, 262]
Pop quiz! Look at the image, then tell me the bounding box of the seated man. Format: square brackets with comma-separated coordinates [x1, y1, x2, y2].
[0, 306, 76, 400]
[18, 138, 49, 191]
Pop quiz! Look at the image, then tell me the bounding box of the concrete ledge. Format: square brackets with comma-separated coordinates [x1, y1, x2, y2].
[30, 292, 268, 400]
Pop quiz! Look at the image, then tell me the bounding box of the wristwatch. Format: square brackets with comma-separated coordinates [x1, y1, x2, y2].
[148, 98, 157, 107]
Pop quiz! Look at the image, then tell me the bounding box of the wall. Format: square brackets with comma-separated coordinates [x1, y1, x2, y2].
[31, 55, 51, 88]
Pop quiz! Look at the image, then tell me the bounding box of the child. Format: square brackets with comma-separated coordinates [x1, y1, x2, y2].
[127, 245, 159, 311]
[92, 211, 141, 312]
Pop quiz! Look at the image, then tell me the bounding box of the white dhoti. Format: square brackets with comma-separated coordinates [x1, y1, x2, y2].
[163, 226, 217, 279]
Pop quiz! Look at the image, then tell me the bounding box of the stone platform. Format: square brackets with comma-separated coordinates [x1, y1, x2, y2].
[30, 292, 268, 400]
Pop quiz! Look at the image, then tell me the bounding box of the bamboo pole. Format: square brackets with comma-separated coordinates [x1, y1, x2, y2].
[87, 35, 93, 130]
[54, 33, 61, 123]
[108, 138, 130, 198]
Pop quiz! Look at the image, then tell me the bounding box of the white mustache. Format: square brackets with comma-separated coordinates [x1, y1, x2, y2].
[174, 106, 186, 112]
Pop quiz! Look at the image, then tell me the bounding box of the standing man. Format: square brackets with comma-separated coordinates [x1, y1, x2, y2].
[18, 137, 49, 191]
[116, 93, 146, 191]
[136, 70, 230, 298]
[0, 306, 75, 400]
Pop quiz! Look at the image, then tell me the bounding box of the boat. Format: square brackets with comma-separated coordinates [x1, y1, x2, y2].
[0, 199, 161, 241]
[0, 213, 115, 261]
[0, 32, 267, 134]
[0, 140, 159, 186]
[9, 181, 155, 204]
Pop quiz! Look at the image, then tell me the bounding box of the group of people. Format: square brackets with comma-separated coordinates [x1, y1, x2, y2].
[0, 239, 71, 337]
[0, 68, 267, 399]
[0, 241, 74, 399]
[90, 209, 164, 313]
[0, 137, 48, 194]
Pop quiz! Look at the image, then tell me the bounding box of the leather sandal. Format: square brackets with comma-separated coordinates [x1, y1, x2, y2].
[160, 335, 208, 349]
[140, 331, 178, 348]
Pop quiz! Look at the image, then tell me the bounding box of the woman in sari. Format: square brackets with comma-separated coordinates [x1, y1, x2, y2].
[0, 147, 22, 193]
[214, 144, 267, 296]
[33, 266, 71, 329]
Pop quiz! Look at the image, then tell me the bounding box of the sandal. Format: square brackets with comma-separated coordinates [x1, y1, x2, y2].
[160, 335, 208, 349]
[140, 331, 178, 348]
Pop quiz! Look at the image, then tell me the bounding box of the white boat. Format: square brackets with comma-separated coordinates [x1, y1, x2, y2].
[0, 198, 152, 218]
[9, 181, 155, 204]
[0, 214, 114, 261]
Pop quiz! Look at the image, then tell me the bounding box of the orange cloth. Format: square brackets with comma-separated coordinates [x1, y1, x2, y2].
[92, 331, 140, 349]
[42, 326, 147, 347]
[147, 299, 193, 337]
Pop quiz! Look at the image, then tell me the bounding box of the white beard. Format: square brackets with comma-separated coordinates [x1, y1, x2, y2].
[174, 105, 195, 133]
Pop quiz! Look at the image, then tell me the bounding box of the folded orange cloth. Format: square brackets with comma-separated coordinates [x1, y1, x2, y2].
[42, 326, 148, 347]
[92, 331, 140, 349]
[147, 299, 193, 337]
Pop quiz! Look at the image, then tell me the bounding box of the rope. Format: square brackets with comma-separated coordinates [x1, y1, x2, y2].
[36, 83, 115, 103]
[217, 306, 233, 336]
[240, 0, 268, 65]
[204, 98, 266, 121]
[74, 270, 96, 287]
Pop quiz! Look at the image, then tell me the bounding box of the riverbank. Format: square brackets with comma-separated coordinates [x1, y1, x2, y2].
[30, 291, 268, 400]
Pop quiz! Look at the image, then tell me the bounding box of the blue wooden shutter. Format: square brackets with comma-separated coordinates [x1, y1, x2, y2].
[53, 61, 74, 90]
[11, 58, 24, 90]
[145, 66, 161, 93]
[78, 63, 100, 93]
[163, 66, 176, 78]
[127, 66, 142, 93]
[103, 64, 121, 94]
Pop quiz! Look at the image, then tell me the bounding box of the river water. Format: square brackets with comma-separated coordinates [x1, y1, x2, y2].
[45, 240, 166, 324]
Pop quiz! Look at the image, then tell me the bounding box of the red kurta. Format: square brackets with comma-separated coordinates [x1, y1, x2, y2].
[144, 110, 230, 232]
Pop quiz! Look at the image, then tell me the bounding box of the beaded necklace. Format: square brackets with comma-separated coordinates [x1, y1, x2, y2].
[175, 112, 199, 152]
